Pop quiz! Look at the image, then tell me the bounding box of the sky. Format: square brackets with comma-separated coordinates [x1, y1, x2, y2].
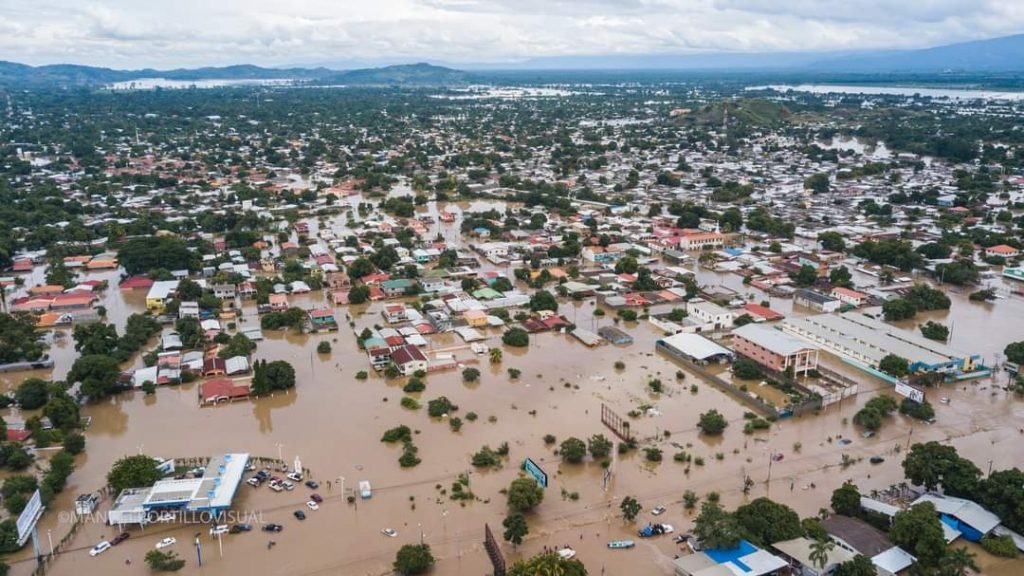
[2, 0, 1023, 69]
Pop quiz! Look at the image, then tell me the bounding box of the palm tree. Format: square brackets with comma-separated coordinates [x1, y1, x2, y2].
[489, 347, 502, 364]
[809, 538, 835, 571]
[945, 547, 979, 576]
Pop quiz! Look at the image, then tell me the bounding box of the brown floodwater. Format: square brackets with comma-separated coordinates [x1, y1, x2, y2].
[4, 200, 1023, 576]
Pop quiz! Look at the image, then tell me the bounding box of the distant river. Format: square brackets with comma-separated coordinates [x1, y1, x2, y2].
[749, 84, 1024, 102]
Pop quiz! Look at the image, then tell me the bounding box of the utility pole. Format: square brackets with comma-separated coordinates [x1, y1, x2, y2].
[194, 534, 203, 567]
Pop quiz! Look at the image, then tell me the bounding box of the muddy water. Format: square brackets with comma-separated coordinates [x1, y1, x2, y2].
[4, 203, 1023, 576]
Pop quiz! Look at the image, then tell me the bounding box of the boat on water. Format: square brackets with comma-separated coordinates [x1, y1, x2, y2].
[607, 540, 635, 549]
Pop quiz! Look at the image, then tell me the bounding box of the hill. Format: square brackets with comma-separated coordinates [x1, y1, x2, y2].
[0, 61, 468, 89]
[812, 34, 1024, 72]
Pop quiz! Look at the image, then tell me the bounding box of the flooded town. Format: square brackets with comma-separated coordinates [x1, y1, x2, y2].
[2, 27, 1024, 576]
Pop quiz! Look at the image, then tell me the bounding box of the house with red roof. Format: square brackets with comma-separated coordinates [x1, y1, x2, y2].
[199, 378, 251, 406]
[985, 244, 1020, 259]
[742, 303, 784, 322]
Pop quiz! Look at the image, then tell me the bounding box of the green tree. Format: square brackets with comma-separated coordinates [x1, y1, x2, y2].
[107, 455, 163, 494]
[975, 468, 1024, 533]
[791, 264, 819, 287]
[588, 434, 613, 459]
[809, 538, 835, 571]
[734, 497, 802, 547]
[346, 257, 374, 280]
[697, 409, 728, 435]
[731, 359, 763, 380]
[43, 393, 81, 430]
[347, 285, 370, 304]
[830, 482, 861, 517]
[902, 442, 981, 496]
[502, 513, 529, 548]
[14, 378, 49, 409]
[818, 232, 846, 252]
[919, 321, 949, 341]
[393, 544, 434, 575]
[882, 298, 917, 321]
[0, 312, 46, 364]
[1004, 341, 1024, 365]
[62, 433, 85, 455]
[878, 354, 910, 378]
[944, 546, 979, 576]
[118, 236, 198, 275]
[502, 328, 529, 347]
[833, 555, 878, 576]
[804, 172, 831, 194]
[68, 354, 122, 400]
[693, 500, 741, 550]
[620, 495, 642, 522]
[560, 437, 587, 464]
[890, 502, 948, 568]
[529, 290, 558, 312]
[145, 549, 186, 571]
[508, 552, 587, 576]
[72, 323, 119, 356]
[829, 266, 853, 288]
[462, 367, 481, 382]
[507, 477, 544, 513]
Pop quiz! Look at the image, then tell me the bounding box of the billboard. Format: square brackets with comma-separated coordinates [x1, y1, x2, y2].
[895, 381, 925, 404]
[16, 489, 44, 546]
[523, 458, 548, 489]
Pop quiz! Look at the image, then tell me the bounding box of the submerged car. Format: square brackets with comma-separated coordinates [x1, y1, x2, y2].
[262, 524, 283, 533]
[305, 480, 320, 490]
[293, 510, 306, 520]
[306, 501, 319, 511]
[651, 506, 667, 516]
[870, 456, 885, 464]
[89, 541, 112, 557]
[381, 528, 398, 537]
[638, 524, 674, 538]
[310, 493, 323, 503]
[155, 537, 177, 549]
[111, 533, 130, 546]
[229, 524, 252, 534]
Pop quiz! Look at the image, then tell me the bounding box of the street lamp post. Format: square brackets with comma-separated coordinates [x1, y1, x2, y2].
[47, 529, 53, 557]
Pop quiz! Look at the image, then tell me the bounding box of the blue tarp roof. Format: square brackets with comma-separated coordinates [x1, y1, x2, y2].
[705, 539, 758, 573]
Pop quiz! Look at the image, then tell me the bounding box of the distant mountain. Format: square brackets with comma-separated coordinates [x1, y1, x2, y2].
[0, 61, 467, 88]
[811, 33, 1024, 72]
[323, 63, 471, 86]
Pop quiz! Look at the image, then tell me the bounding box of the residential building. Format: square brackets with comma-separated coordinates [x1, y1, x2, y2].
[793, 289, 841, 313]
[732, 324, 820, 375]
[391, 345, 428, 376]
[830, 286, 868, 307]
[686, 299, 735, 330]
[146, 280, 179, 313]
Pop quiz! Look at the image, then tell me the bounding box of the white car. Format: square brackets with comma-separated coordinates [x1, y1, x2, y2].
[281, 480, 295, 491]
[652, 506, 667, 516]
[269, 481, 283, 492]
[306, 501, 319, 511]
[287, 472, 303, 482]
[210, 525, 229, 536]
[381, 528, 397, 537]
[89, 541, 111, 557]
[156, 537, 177, 549]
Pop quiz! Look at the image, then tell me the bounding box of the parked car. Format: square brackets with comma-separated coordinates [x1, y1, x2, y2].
[155, 537, 177, 549]
[293, 510, 306, 520]
[305, 480, 320, 490]
[381, 528, 397, 537]
[89, 541, 112, 557]
[287, 472, 303, 482]
[111, 533, 130, 546]
[229, 524, 252, 534]
[638, 524, 674, 538]
[310, 493, 323, 503]
[247, 477, 262, 488]
[210, 525, 229, 536]
[306, 501, 319, 511]
[269, 481, 283, 492]
[870, 456, 885, 464]
[262, 524, 283, 533]
[281, 480, 295, 491]
[651, 506, 667, 516]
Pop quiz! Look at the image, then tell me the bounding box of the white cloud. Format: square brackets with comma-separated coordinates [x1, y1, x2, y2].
[0, 0, 1020, 68]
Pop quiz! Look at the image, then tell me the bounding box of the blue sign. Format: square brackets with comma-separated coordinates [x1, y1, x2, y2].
[523, 458, 548, 489]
